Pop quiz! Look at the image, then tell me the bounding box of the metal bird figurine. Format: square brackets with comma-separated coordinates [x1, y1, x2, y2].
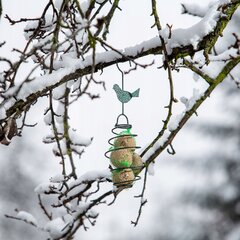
[113, 84, 140, 103]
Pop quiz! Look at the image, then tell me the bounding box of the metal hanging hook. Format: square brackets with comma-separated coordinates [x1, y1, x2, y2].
[116, 63, 125, 115]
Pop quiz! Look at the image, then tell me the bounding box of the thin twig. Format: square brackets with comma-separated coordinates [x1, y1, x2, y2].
[131, 168, 148, 226]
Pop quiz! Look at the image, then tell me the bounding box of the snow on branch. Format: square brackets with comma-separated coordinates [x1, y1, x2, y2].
[142, 55, 240, 167]
[1, 0, 240, 238]
[0, 0, 239, 125]
[181, 2, 209, 17]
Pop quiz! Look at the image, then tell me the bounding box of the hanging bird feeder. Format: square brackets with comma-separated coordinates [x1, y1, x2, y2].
[105, 68, 143, 188]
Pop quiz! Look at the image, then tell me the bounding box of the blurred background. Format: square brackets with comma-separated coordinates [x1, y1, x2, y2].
[0, 0, 239, 239]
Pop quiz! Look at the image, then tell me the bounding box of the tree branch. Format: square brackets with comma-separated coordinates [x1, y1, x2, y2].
[143, 56, 240, 167]
[0, 0, 2, 19]
[1, 0, 239, 124]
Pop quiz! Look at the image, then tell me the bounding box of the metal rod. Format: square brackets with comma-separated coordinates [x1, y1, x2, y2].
[122, 103, 124, 114]
[121, 66, 124, 114]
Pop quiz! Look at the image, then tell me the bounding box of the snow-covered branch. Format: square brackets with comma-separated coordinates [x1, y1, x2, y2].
[142, 55, 240, 166]
[1, 0, 239, 124]
[1, 0, 240, 239]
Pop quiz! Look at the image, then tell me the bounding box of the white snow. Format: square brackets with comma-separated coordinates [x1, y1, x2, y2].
[72, 78, 82, 94]
[79, 1, 91, 15]
[142, 147, 156, 163]
[186, 88, 203, 110]
[96, 0, 106, 3]
[209, 48, 239, 61]
[181, 2, 209, 17]
[66, 80, 75, 89]
[52, 84, 67, 100]
[43, 14, 56, 31]
[61, 184, 87, 202]
[180, 88, 203, 111]
[0, 0, 233, 122]
[69, 169, 111, 189]
[42, 133, 55, 143]
[43, 112, 52, 125]
[141, 197, 147, 204]
[16, 211, 37, 226]
[52, 141, 67, 156]
[73, 202, 91, 217]
[44, 217, 70, 238]
[124, 37, 160, 57]
[50, 174, 65, 183]
[69, 129, 92, 146]
[0, 107, 6, 119]
[186, 50, 226, 78]
[24, 21, 39, 40]
[158, 131, 171, 147]
[43, 111, 92, 154]
[142, 131, 171, 163]
[143, 86, 204, 162]
[55, 102, 65, 124]
[193, 72, 200, 82]
[168, 112, 185, 132]
[34, 182, 58, 194]
[164, 3, 221, 52]
[168, 88, 203, 131]
[55, 0, 64, 10]
[201, 61, 226, 78]
[87, 209, 99, 218]
[147, 162, 155, 176]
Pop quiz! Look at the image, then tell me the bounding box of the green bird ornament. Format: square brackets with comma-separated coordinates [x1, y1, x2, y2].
[113, 84, 140, 103]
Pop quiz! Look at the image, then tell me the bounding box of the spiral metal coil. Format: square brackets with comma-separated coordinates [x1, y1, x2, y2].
[105, 114, 141, 187]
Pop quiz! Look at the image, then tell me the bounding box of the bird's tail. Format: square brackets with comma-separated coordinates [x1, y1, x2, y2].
[131, 88, 140, 98]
